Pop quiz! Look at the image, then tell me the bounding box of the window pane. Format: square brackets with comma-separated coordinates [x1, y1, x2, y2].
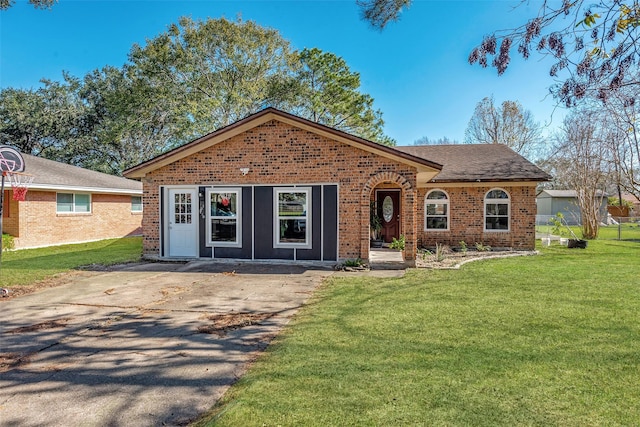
[131, 196, 143, 212]
[486, 216, 509, 230]
[211, 219, 237, 242]
[427, 190, 447, 200]
[57, 193, 73, 212]
[279, 219, 306, 243]
[427, 202, 447, 216]
[487, 189, 508, 199]
[382, 196, 394, 222]
[212, 193, 237, 217]
[426, 217, 448, 229]
[73, 194, 90, 212]
[279, 192, 306, 217]
[486, 203, 508, 216]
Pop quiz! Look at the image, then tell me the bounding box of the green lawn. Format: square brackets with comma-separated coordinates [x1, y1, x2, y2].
[536, 222, 640, 241]
[197, 240, 640, 426]
[0, 237, 142, 287]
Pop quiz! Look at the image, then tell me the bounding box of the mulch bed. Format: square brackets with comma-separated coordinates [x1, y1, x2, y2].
[416, 250, 537, 269]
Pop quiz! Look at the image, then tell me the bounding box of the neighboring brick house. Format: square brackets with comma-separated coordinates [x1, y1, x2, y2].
[124, 108, 550, 264]
[2, 154, 143, 249]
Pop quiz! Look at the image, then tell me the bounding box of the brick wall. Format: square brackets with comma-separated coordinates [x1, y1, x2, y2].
[416, 185, 538, 250]
[142, 120, 417, 260]
[7, 190, 142, 249]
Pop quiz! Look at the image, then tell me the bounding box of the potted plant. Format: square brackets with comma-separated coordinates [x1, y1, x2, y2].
[370, 204, 383, 248]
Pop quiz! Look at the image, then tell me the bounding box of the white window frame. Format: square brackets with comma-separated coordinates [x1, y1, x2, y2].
[424, 189, 450, 231]
[206, 187, 242, 247]
[56, 192, 91, 214]
[274, 187, 312, 249]
[484, 188, 510, 232]
[131, 196, 143, 213]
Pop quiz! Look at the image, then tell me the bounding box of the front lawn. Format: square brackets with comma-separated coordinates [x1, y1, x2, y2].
[197, 240, 640, 426]
[537, 222, 640, 241]
[0, 237, 142, 287]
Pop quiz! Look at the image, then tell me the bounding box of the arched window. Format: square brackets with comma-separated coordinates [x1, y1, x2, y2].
[425, 190, 449, 230]
[485, 188, 510, 231]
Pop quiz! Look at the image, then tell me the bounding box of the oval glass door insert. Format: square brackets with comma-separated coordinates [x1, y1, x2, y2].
[382, 196, 393, 223]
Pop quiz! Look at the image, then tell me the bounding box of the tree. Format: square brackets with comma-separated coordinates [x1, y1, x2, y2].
[74, 66, 176, 174]
[291, 48, 394, 146]
[357, 0, 412, 29]
[0, 0, 56, 10]
[468, 1, 640, 107]
[127, 16, 297, 142]
[1, 17, 394, 175]
[599, 88, 640, 202]
[464, 96, 543, 158]
[0, 75, 86, 157]
[413, 136, 458, 145]
[554, 108, 612, 239]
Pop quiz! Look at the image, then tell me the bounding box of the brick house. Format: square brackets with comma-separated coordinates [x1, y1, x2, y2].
[124, 108, 550, 264]
[2, 154, 143, 249]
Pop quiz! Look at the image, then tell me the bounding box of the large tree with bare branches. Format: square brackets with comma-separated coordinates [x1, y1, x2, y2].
[554, 109, 612, 238]
[464, 96, 543, 158]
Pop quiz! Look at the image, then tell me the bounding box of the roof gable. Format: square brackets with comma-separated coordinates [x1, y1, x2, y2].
[396, 144, 552, 184]
[123, 108, 442, 179]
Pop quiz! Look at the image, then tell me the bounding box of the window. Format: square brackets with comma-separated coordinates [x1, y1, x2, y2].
[207, 189, 241, 246]
[131, 196, 143, 212]
[485, 189, 510, 231]
[173, 192, 192, 224]
[57, 193, 91, 213]
[425, 190, 449, 230]
[275, 188, 311, 248]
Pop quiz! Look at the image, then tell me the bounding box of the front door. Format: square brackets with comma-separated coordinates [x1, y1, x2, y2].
[168, 188, 198, 257]
[377, 190, 400, 243]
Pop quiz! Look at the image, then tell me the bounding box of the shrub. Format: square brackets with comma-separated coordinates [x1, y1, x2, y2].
[390, 235, 405, 250]
[2, 233, 15, 251]
[475, 242, 492, 252]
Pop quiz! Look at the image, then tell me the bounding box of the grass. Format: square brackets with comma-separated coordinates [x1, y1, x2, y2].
[0, 237, 142, 287]
[196, 239, 640, 426]
[537, 222, 640, 241]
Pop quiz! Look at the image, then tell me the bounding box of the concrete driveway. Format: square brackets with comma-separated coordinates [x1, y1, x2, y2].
[0, 261, 335, 426]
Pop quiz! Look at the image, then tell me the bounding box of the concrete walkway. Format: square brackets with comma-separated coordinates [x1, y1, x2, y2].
[0, 261, 334, 426]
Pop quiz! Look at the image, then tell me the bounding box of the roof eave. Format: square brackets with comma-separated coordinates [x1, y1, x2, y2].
[28, 183, 142, 195]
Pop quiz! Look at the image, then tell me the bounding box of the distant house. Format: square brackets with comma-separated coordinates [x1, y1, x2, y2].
[536, 189, 608, 225]
[621, 193, 640, 217]
[124, 108, 550, 263]
[2, 154, 142, 249]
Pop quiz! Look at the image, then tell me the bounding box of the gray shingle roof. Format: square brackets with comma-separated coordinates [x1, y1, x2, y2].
[537, 189, 578, 198]
[538, 189, 608, 198]
[18, 154, 141, 194]
[396, 144, 552, 183]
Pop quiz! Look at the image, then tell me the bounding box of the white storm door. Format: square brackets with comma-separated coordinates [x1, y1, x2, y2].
[168, 188, 198, 257]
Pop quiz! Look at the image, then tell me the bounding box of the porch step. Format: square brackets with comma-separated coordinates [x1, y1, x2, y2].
[369, 248, 409, 270]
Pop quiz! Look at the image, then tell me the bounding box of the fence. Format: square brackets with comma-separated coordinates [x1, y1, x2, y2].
[536, 215, 640, 241]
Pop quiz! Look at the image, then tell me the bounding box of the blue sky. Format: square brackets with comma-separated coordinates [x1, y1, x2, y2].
[0, 0, 567, 145]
